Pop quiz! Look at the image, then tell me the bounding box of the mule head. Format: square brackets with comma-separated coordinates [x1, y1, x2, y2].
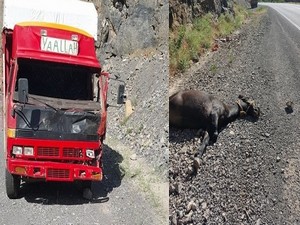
[238, 95, 260, 119]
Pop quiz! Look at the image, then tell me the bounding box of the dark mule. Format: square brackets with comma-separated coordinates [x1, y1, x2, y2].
[169, 90, 260, 157]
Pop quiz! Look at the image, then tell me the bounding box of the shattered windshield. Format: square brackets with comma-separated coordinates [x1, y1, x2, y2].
[14, 58, 101, 111]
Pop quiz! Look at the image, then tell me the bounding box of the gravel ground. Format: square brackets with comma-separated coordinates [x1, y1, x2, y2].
[103, 44, 169, 179]
[169, 7, 300, 225]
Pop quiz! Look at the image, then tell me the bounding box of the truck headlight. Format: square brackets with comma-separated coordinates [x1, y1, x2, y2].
[12, 146, 23, 155]
[24, 147, 34, 156]
[86, 149, 95, 159]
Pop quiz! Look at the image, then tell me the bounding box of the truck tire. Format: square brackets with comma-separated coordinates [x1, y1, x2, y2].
[5, 170, 21, 199]
[76, 180, 93, 200]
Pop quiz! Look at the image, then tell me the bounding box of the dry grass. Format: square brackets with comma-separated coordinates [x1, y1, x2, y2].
[169, 4, 251, 76]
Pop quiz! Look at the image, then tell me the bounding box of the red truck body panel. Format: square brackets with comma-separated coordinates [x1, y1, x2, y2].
[12, 22, 101, 68]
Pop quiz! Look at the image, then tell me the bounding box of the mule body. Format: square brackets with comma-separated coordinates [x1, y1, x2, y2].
[169, 90, 259, 157]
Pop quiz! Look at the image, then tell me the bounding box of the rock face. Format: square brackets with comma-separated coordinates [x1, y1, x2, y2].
[81, 0, 169, 178]
[86, 0, 168, 59]
[169, 0, 249, 29]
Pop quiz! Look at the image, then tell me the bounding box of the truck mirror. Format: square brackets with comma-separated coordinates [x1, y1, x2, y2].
[117, 84, 126, 104]
[18, 78, 29, 104]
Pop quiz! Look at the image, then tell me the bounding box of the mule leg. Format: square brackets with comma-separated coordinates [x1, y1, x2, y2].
[197, 131, 210, 157]
[210, 113, 219, 143]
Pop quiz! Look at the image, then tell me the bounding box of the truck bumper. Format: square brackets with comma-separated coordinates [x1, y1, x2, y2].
[7, 159, 102, 182]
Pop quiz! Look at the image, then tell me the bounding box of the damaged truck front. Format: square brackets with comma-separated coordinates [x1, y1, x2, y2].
[2, 0, 118, 198]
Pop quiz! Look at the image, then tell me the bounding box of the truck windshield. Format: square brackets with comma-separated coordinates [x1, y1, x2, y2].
[15, 58, 97, 101]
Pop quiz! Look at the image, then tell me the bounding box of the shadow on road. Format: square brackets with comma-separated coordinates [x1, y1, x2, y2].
[21, 144, 124, 205]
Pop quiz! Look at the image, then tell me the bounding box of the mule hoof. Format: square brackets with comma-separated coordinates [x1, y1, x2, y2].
[193, 157, 201, 172]
[187, 166, 195, 175]
[211, 133, 218, 142]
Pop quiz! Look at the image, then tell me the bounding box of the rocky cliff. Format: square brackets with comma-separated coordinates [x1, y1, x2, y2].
[169, 0, 250, 29]
[85, 0, 169, 178]
[87, 0, 168, 59]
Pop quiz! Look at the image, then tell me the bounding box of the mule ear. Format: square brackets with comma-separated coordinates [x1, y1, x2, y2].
[247, 100, 255, 106]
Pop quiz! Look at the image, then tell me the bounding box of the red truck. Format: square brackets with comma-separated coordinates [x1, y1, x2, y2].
[2, 0, 123, 198]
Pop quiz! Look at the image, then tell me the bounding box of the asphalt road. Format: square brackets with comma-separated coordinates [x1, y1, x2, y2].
[259, 2, 300, 30]
[256, 4, 300, 222]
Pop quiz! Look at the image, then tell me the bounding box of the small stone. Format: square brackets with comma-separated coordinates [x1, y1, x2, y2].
[180, 146, 188, 154]
[160, 136, 165, 144]
[256, 218, 261, 225]
[171, 215, 178, 225]
[187, 166, 194, 175]
[175, 183, 183, 194]
[186, 200, 197, 212]
[222, 212, 227, 222]
[169, 184, 176, 194]
[201, 201, 208, 210]
[184, 211, 193, 222]
[203, 209, 210, 219]
[177, 210, 184, 219]
[130, 154, 137, 161]
[124, 100, 134, 118]
[276, 156, 281, 162]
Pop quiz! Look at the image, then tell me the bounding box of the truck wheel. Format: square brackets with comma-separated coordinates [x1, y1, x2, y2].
[5, 170, 21, 199]
[78, 181, 92, 200]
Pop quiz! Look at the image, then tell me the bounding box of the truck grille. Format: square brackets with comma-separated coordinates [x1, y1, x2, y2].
[63, 148, 82, 158]
[37, 147, 59, 157]
[47, 168, 70, 179]
[36, 147, 84, 159]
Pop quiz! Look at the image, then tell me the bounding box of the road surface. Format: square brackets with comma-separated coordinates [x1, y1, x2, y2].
[259, 2, 300, 30]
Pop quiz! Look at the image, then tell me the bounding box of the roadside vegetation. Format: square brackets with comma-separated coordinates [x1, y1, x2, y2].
[259, 0, 285, 2]
[169, 4, 265, 75]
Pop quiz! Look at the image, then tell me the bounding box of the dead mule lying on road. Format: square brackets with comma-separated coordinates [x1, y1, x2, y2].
[169, 90, 260, 157]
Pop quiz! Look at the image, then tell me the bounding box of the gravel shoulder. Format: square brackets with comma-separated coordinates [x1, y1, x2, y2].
[170, 7, 300, 224]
